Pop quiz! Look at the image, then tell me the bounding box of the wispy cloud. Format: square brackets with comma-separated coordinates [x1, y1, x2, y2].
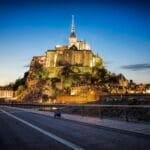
[121, 63, 150, 71]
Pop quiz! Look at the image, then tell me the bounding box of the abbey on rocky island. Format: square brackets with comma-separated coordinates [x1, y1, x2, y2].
[24, 16, 104, 103]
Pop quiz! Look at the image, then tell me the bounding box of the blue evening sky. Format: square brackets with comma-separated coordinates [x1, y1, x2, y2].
[0, 0, 150, 85]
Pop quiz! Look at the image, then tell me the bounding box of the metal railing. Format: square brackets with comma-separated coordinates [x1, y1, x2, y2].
[0, 103, 150, 122]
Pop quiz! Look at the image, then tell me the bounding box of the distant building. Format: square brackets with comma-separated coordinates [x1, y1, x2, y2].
[0, 90, 14, 99]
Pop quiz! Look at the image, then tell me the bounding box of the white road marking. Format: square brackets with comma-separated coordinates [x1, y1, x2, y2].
[0, 108, 84, 150]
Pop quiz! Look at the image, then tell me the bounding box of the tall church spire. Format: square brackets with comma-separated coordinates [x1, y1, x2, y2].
[71, 15, 75, 33]
[70, 15, 76, 38]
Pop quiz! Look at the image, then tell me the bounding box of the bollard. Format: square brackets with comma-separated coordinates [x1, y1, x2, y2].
[98, 107, 103, 119]
[125, 108, 129, 122]
[80, 105, 84, 117]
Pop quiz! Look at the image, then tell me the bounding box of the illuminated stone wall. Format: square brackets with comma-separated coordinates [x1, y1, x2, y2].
[46, 49, 96, 67]
[57, 95, 98, 104]
[45, 50, 56, 67]
[57, 86, 101, 104]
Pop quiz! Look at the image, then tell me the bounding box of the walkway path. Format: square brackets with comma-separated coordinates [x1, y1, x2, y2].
[5, 106, 150, 137]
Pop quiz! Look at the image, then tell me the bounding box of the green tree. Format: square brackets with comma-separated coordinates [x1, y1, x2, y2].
[60, 64, 73, 78]
[13, 71, 29, 90]
[92, 67, 109, 85]
[30, 60, 49, 80]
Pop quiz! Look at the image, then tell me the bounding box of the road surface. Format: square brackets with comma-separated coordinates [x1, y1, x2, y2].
[0, 106, 150, 150]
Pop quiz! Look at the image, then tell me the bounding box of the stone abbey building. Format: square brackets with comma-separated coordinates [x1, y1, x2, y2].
[30, 16, 103, 77]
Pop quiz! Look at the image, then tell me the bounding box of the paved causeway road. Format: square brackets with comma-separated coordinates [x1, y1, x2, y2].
[0, 106, 150, 150]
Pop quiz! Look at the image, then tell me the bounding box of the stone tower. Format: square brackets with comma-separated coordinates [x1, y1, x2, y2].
[69, 15, 77, 46]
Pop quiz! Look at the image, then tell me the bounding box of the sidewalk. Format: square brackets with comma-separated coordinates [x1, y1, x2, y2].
[5, 106, 150, 137]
